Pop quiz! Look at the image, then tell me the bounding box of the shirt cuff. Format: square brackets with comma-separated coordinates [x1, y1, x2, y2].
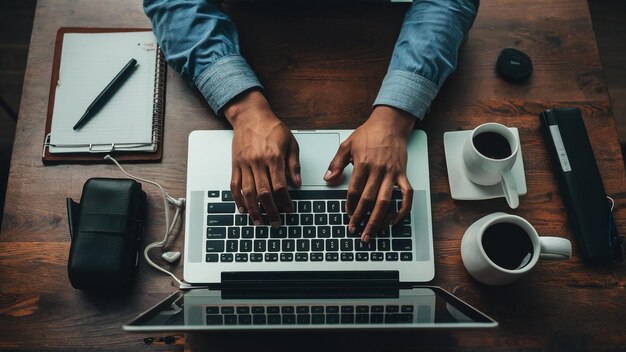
[373, 70, 439, 120]
[195, 55, 263, 115]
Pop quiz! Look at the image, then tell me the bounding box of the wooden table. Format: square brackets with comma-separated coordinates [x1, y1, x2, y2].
[2, 0, 625, 350]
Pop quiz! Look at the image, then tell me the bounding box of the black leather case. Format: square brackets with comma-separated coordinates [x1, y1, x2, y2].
[67, 178, 145, 290]
[540, 108, 623, 263]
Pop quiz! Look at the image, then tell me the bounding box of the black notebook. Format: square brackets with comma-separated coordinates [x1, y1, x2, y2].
[540, 108, 622, 263]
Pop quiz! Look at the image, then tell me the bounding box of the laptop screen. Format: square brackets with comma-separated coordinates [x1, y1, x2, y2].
[124, 286, 497, 331]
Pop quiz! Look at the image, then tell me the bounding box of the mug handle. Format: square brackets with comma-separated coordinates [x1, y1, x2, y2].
[538, 236, 572, 260]
[500, 169, 519, 209]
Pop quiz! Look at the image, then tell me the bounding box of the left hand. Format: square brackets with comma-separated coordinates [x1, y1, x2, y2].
[324, 106, 416, 243]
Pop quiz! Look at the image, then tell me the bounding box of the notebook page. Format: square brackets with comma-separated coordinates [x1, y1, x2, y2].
[49, 32, 158, 153]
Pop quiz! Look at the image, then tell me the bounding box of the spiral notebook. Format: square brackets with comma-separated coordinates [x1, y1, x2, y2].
[42, 28, 166, 163]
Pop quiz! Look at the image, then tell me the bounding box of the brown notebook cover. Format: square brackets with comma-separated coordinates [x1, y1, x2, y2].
[42, 27, 166, 164]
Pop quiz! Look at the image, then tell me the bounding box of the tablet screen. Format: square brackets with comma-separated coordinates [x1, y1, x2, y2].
[124, 286, 497, 331]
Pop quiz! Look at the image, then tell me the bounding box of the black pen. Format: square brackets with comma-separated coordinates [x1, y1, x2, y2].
[73, 58, 138, 130]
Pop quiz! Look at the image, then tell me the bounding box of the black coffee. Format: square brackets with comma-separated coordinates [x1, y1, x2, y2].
[481, 223, 533, 270]
[472, 131, 512, 159]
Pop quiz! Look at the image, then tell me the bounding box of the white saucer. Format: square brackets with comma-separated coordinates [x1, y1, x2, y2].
[443, 128, 527, 201]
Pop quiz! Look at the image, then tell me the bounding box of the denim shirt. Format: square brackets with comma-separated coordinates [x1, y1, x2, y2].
[144, 0, 478, 119]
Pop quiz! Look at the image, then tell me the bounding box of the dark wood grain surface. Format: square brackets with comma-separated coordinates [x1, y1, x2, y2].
[1, 0, 625, 350]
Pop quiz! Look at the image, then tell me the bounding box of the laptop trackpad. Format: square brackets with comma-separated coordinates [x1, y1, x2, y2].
[293, 133, 340, 186]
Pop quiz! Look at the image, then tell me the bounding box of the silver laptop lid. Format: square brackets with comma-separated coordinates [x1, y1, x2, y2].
[184, 130, 434, 284]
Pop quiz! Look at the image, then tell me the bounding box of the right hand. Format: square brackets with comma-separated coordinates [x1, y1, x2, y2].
[323, 106, 415, 243]
[224, 90, 301, 228]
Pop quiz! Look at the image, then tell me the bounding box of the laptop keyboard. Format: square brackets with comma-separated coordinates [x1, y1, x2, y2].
[205, 304, 422, 325]
[205, 190, 413, 263]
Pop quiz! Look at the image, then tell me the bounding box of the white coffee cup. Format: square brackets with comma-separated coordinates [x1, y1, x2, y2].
[462, 123, 520, 208]
[461, 212, 572, 286]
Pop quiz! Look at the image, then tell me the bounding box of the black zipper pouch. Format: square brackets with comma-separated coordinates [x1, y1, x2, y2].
[66, 178, 145, 290]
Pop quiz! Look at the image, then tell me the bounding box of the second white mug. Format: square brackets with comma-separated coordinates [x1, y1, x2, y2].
[461, 212, 572, 286]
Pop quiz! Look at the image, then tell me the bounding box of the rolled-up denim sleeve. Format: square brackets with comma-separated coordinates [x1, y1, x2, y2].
[144, 0, 262, 114]
[374, 0, 479, 120]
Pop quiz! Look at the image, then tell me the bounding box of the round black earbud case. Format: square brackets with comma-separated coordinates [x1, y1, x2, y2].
[496, 48, 533, 82]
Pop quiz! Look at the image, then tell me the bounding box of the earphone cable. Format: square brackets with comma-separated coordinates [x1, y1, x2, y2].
[104, 155, 187, 286]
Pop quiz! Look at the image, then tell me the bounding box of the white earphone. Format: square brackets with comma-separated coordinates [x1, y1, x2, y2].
[162, 251, 182, 263]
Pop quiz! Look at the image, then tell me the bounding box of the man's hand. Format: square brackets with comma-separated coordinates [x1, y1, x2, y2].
[225, 90, 301, 228]
[324, 106, 416, 243]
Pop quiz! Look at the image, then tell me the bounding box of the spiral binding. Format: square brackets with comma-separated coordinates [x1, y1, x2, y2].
[152, 46, 166, 145]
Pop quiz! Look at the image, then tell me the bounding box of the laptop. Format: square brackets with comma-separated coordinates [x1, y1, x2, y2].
[184, 130, 434, 284]
[124, 130, 498, 331]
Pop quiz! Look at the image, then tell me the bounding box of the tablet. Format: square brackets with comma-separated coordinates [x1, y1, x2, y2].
[124, 286, 497, 331]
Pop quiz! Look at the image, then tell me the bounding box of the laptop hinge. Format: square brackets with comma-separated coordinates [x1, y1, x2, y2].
[219, 271, 401, 299]
[220, 271, 400, 290]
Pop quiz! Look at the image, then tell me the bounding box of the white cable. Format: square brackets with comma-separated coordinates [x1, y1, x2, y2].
[143, 207, 185, 286]
[607, 196, 615, 212]
[104, 155, 187, 286]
